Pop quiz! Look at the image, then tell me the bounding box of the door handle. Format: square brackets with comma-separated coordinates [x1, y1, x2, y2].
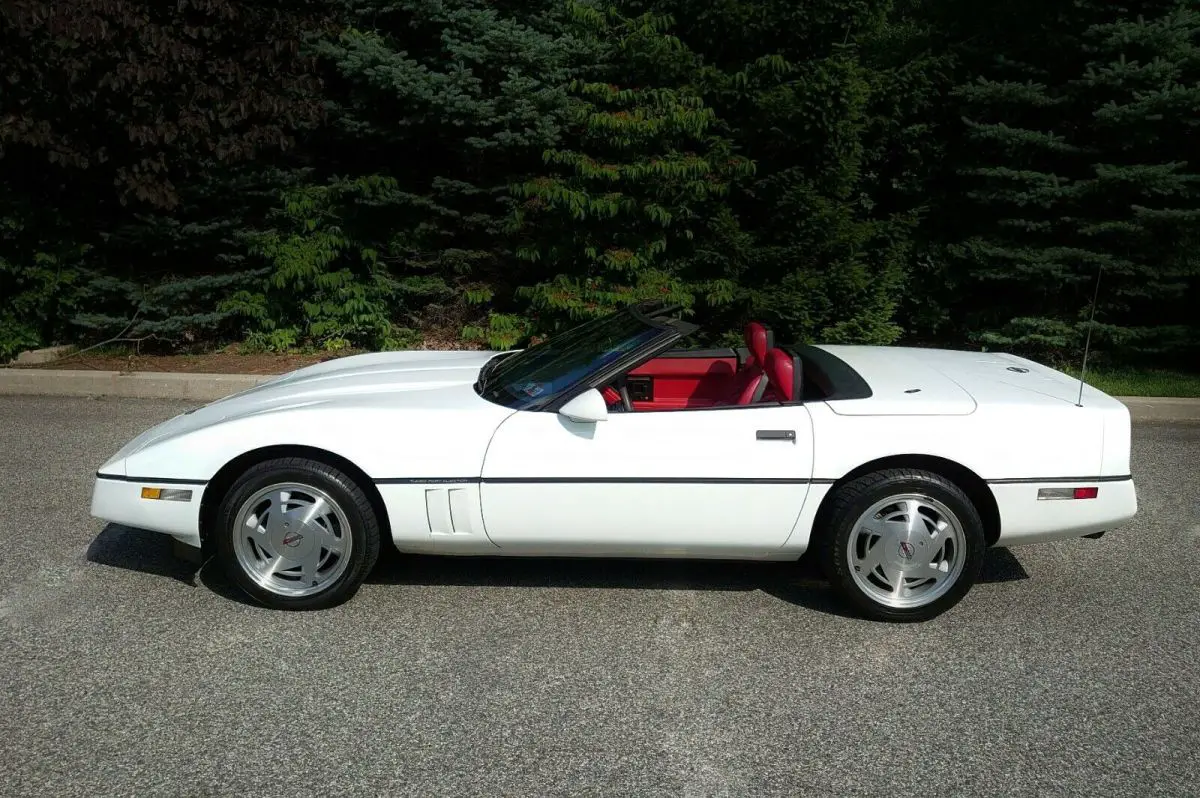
[756, 429, 796, 441]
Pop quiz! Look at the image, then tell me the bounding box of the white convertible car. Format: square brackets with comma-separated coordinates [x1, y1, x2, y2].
[90, 301, 1137, 621]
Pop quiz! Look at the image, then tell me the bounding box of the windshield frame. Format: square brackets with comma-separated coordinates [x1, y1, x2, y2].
[476, 302, 696, 413]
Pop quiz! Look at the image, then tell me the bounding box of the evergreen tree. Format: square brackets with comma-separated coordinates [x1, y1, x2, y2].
[0, 0, 329, 356]
[614, 0, 944, 346]
[925, 0, 1200, 364]
[230, 0, 593, 350]
[479, 3, 754, 347]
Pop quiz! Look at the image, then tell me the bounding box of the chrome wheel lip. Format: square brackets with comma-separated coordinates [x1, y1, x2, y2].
[232, 481, 353, 599]
[846, 493, 967, 610]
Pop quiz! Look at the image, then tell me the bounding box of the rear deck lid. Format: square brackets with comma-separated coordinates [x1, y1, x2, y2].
[813, 345, 977, 416]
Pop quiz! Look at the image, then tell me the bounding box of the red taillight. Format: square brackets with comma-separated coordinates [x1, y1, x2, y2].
[1038, 486, 1101, 500]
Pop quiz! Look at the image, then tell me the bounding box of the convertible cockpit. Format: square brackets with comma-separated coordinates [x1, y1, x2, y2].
[601, 321, 801, 412]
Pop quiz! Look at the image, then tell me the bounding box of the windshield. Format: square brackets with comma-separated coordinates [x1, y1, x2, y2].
[477, 310, 666, 409]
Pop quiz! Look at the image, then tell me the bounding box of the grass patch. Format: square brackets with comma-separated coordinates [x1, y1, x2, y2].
[1066, 367, 1200, 398]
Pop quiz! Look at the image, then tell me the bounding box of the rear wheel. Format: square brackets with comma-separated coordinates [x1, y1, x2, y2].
[817, 469, 984, 622]
[215, 457, 381, 610]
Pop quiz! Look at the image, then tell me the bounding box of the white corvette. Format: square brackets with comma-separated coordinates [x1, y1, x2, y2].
[90, 301, 1138, 621]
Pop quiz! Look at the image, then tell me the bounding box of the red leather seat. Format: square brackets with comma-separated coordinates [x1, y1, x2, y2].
[723, 322, 772, 405]
[764, 348, 798, 402]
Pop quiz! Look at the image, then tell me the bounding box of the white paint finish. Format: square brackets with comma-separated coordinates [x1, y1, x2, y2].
[479, 405, 815, 554]
[108, 352, 514, 484]
[1101, 403, 1134, 477]
[90, 478, 203, 549]
[805, 401, 1107, 482]
[425, 489, 453, 535]
[814, 345, 977, 416]
[557, 389, 610, 423]
[480, 483, 811, 558]
[814, 345, 1127, 416]
[380, 484, 498, 554]
[778, 483, 834, 555]
[991, 480, 1138, 545]
[89, 342, 1140, 564]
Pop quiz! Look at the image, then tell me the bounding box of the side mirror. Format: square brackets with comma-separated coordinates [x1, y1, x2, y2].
[558, 389, 609, 424]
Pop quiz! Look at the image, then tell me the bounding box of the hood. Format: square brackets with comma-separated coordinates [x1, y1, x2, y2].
[241, 349, 498, 398]
[105, 350, 503, 463]
[813, 345, 1122, 416]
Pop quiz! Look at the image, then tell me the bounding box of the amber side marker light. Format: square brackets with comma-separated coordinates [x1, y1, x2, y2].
[140, 487, 193, 502]
[1038, 487, 1099, 501]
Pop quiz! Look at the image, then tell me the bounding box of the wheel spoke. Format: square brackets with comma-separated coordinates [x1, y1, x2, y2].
[268, 489, 291, 513]
[321, 528, 345, 555]
[264, 503, 287, 537]
[299, 552, 319, 586]
[858, 516, 891, 539]
[243, 513, 276, 557]
[845, 492, 968, 610]
[879, 562, 904, 592]
[855, 536, 885, 574]
[231, 481, 355, 599]
[301, 497, 327, 525]
[902, 563, 941, 586]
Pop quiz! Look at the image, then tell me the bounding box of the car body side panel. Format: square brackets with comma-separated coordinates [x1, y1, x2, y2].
[805, 401, 1107, 482]
[115, 389, 511, 483]
[90, 477, 205, 548]
[91, 340, 1139, 562]
[96, 378, 514, 550]
[380, 483, 500, 554]
[990, 480, 1137, 545]
[778, 400, 1134, 555]
[479, 404, 817, 557]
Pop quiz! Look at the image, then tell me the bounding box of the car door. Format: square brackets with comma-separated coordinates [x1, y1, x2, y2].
[479, 402, 816, 556]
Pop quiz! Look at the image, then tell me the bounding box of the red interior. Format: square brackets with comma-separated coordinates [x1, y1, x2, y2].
[616, 322, 787, 411]
[764, 348, 796, 402]
[627, 355, 738, 409]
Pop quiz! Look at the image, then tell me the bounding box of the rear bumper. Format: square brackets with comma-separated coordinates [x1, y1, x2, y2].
[991, 478, 1137, 546]
[90, 475, 204, 549]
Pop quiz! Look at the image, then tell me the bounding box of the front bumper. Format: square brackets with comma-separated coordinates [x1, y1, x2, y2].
[90, 475, 205, 549]
[992, 478, 1138, 546]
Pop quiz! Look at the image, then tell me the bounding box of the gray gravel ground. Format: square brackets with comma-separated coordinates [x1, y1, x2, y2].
[0, 396, 1197, 797]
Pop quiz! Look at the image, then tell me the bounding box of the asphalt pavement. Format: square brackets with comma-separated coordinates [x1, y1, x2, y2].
[1, 396, 1197, 797]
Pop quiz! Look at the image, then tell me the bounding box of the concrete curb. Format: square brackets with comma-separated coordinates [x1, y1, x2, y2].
[0, 369, 271, 402]
[3, 367, 1200, 421]
[1111, 396, 1200, 423]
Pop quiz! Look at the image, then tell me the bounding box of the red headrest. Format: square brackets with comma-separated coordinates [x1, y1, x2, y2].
[765, 348, 796, 402]
[744, 322, 772, 366]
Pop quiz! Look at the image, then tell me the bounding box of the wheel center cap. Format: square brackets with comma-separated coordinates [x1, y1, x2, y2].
[897, 540, 915, 560]
[282, 532, 304, 548]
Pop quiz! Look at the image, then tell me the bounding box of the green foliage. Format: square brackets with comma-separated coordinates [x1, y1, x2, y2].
[0, 209, 89, 359]
[480, 4, 754, 347]
[918, 0, 1200, 364]
[293, 0, 591, 350]
[0, 0, 330, 356]
[1, 0, 1197, 371]
[629, 0, 931, 346]
[224, 179, 415, 351]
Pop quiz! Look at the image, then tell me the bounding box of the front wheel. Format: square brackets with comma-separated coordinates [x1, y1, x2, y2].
[215, 457, 381, 610]
[816, 469, 985, 622]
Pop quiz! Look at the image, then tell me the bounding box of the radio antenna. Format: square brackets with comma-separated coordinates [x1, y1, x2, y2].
[1076, 262, 1103, 407]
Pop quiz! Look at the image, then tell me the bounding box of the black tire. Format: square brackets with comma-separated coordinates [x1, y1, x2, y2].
[215, 457, 381, 610]
[816, 468, 985, 622]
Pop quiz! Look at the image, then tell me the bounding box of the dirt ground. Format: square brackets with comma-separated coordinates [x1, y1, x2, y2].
[7, 326, 484, 374]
